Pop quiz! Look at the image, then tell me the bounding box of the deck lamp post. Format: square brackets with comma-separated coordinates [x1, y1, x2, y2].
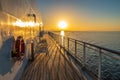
[27, 13, 36, 61]
[27, 14, 36, 23]
[27, 14, 36, 37]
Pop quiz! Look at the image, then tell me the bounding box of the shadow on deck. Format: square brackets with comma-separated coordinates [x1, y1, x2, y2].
[21, 34, 83, 80]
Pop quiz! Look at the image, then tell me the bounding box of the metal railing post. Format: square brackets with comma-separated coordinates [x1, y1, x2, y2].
[98, 49, 102, 80]
[68, 38, 69, 52]
[59, 35, 61, 45]
[83, 43, 86, 66]
[75, 40, 77, 57]
[31, 40, 34, 61]
[63, 37, 65, 47]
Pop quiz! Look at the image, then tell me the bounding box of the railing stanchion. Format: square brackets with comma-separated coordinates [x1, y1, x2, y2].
[98, 49, 102, 80]
[75, 40, 77, 57]
[83, 43, 86, 66]
[68, 38, 69, 52]
[31, 40, 34, 61]
[60, 35, 61, 45]
[63, 37, 65, 47]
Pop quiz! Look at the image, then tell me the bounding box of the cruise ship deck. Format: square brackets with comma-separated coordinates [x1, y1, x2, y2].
[0, 0, 120, 80]
[21, 34, 83, 80]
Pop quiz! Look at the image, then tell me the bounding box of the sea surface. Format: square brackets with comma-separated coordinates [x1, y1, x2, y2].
[54, 31, 120, 80]
[64, 31, 120, 52]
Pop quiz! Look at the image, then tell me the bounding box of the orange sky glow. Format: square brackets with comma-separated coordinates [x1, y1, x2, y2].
[38, 1, 120, 31]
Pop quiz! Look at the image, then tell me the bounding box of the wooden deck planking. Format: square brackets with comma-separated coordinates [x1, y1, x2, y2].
[21, 34, 82, 80]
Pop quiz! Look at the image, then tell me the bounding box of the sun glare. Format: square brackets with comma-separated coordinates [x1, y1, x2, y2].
[58, 21, 67, 29]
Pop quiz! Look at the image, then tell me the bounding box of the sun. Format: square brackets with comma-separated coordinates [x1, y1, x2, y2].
[58, 21, 67, 29]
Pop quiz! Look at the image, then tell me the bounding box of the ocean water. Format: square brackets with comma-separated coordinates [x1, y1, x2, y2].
[65, 31, 120, 52]
[55, 31, 120, 80]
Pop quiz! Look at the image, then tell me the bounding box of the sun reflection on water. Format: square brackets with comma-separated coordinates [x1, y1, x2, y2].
[60, 30, 64, 36]
[60, 30, 65, 46]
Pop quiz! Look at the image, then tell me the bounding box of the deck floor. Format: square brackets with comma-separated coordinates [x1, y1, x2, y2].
[21, 34, 82, 80]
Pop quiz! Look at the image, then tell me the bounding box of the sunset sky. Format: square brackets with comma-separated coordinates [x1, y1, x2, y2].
[38, 0, 120, 31]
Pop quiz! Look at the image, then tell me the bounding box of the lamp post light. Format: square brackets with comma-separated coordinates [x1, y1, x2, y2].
[27, 14, 36, 38]
[27, 13, 36, 61]
[27, 14, 36, 23]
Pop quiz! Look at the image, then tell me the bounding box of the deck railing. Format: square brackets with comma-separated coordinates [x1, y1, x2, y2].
[48, 32, 120, 80]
